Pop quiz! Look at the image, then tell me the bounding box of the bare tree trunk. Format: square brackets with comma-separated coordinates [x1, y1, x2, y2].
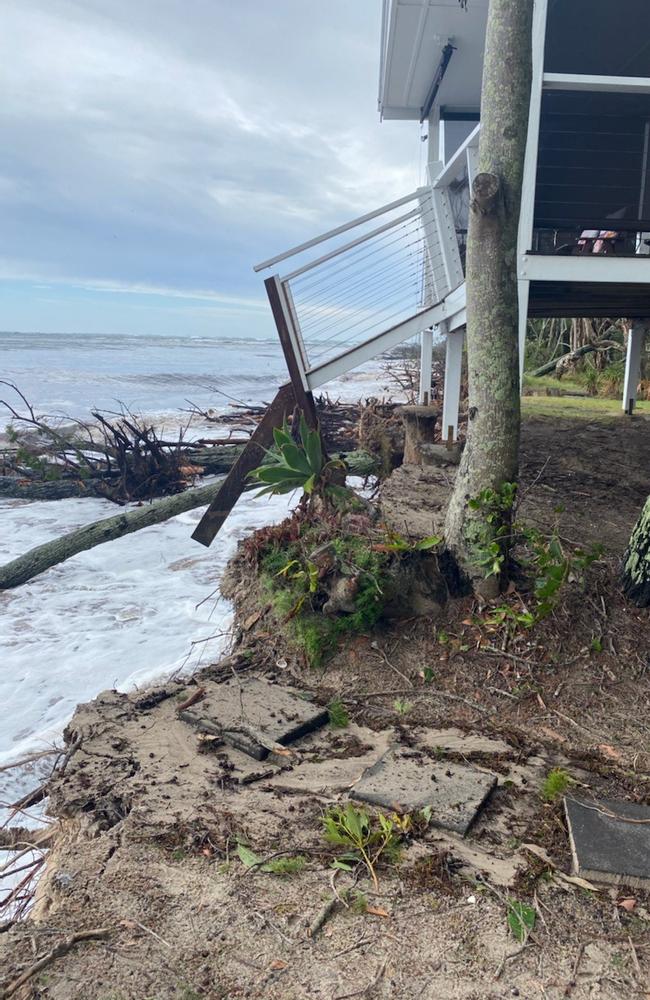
[622, 495, 650, 607]
[444, 0, 534, 596]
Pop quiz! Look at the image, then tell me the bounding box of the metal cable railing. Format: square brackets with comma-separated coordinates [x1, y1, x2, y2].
[279, 197, 450, 370]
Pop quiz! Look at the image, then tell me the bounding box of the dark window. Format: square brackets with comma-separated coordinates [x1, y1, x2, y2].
[545, 0, 650, 78]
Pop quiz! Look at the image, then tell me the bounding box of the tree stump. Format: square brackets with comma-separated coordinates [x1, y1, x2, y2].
[399, 405, 440, 465]
[622, 495, 650, 607]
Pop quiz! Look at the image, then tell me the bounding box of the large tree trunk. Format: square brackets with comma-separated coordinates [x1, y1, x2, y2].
[444, 0, 534, 596]
[622, 495, 650, 607]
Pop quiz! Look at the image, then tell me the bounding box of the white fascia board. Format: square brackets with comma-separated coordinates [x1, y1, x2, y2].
[379, 0, 400, 118]
[543, 73, 650, 94]
[519, 255, 650, 283]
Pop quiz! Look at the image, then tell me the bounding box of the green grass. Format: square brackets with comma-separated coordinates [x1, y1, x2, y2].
[523, 373, 586, 395]
[523, 393, 650, 420]
[328, 698, 350, 728]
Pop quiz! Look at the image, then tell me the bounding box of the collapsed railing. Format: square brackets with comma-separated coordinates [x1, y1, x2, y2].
[192, 129, 481, 547]
[253, 183, 467, 394]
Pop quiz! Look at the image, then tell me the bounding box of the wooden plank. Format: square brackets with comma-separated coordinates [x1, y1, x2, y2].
[191, 382, 296, 548]
[264, 275, 319, 429]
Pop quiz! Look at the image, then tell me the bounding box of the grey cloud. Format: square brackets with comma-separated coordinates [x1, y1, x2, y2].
[0, 0, 415, 322]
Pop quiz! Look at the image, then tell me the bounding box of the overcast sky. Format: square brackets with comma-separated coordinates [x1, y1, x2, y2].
[1, 0, 418, 337]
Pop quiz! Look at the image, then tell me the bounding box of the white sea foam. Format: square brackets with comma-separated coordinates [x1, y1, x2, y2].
[0, 489, 295, 770]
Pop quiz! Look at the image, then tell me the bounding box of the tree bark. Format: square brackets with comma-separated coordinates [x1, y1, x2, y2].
[0, 450, 377, 590]
[444, 0, 534, 596]
[622, 495, 650, 607]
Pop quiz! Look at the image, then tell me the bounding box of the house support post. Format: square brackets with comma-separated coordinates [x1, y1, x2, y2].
[518, 280, 530, 384]
[419, 327, 434, 404]
[441, 323, 462, 442]
[623, 321, 648, 414]
[516, 0, 548, 388]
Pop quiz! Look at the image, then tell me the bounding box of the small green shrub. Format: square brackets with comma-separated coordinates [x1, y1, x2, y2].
[259, 528, 391, 667]
[328, 698, 350, 728]
[540, 767, 572, 803]
[236, 842, 306, 875]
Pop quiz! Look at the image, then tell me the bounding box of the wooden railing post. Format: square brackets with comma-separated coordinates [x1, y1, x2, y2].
[264, 275, 318, 429]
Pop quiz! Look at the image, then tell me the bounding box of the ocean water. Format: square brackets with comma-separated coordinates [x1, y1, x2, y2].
[0, 331, 391, 789]
[0, 331, 289, 419]
[0, 330, 390, 421]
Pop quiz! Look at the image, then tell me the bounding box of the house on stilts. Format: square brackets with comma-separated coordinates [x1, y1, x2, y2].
[193, 0, 650, 547]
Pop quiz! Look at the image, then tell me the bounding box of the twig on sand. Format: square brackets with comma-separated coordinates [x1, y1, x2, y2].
[176, 686, 206, 712]
[494, 941, 529, 980]
[628, 934, 642, 979]
[0, 927, 110, 999]
[562, 941, 588, 996]
[370, 643, 414, 688]
[331, 934, 370, 959]
[54, 736, 82, 777]
[334, 957, 388, 999]
[119, 918, 171, 949]
[358, 687, 488, 715]
[308, 897, 339, 938]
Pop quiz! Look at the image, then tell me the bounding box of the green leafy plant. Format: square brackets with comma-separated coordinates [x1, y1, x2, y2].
[393, 698, 413, 716]
[373, 529, 441, 554]
[322, 803, 404, 889]
[540, 767, 572, 803]
[507, 899, 536, 942]
[249, 414, 344, 500]
[328, 698, 350, 728]
[468, 482, 518, 577]
[259, 529, 391, 668]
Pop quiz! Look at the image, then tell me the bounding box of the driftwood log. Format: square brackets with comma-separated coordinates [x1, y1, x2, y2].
[0, 450, 376, 590]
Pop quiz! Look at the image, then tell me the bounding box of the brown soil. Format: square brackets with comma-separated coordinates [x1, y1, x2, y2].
[2, 414, 650, 999]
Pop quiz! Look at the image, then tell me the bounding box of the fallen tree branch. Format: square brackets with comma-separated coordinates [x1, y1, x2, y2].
[0, 476, 226, 590]
[0, 450, 377, 590]
[529, 340, 622, 378]
[0, 928, 110, 999]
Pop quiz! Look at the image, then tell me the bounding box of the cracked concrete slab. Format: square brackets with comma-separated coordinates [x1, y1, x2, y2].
[181, 678, 329, 760]
[350, 748, 497, 835]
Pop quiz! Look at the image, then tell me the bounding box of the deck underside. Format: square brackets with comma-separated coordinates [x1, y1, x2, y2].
[529, 281, 650, 318]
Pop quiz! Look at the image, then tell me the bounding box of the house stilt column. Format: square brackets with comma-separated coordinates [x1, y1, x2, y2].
[623, 320, 648, 414]
[518, 279, 530, 386]
[442, 324, 463, 442]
